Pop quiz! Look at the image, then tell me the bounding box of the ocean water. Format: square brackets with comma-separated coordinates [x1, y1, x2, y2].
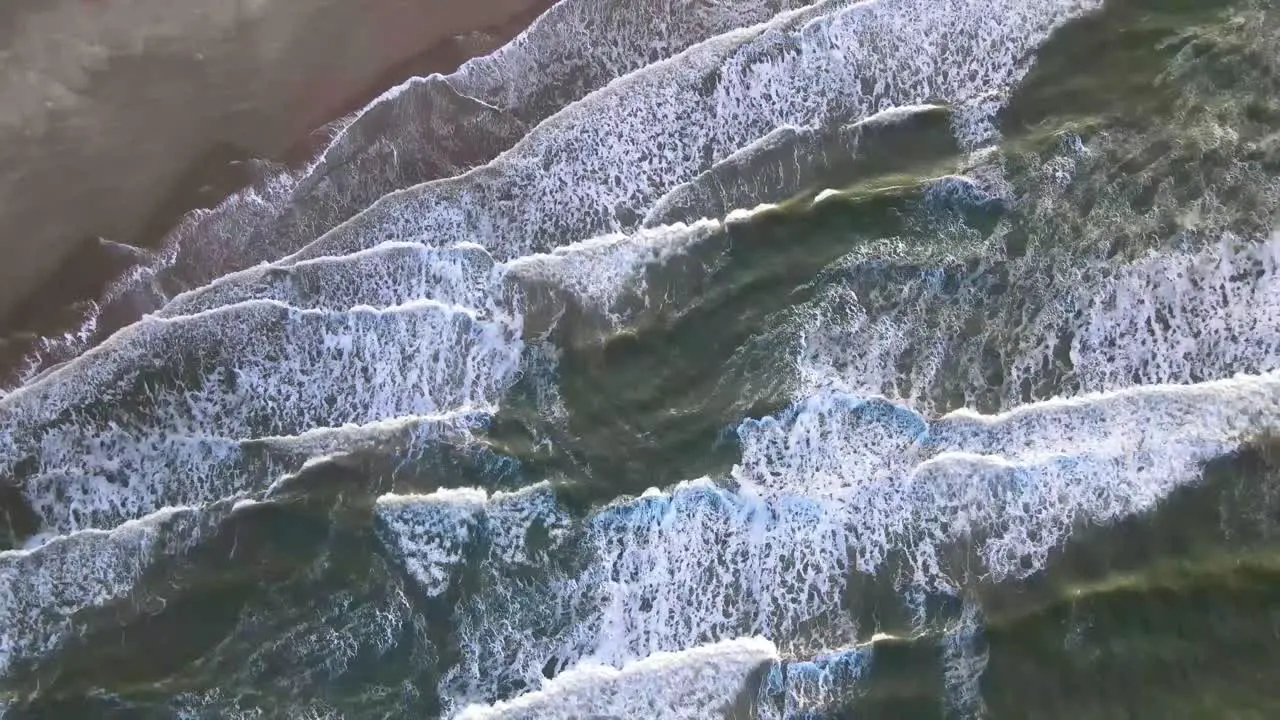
[3, 0, 1280, 717]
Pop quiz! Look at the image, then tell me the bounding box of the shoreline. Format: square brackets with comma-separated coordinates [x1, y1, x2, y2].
[0, 0, 552, 380]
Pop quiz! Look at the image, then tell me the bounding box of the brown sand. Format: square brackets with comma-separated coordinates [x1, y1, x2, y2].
[0, 0, 551, 369]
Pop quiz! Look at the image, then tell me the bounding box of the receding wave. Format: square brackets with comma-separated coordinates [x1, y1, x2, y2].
[643, 103, 958, 227]
[455, 637, 777, 720]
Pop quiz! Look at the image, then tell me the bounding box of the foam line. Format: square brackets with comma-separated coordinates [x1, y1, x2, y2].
[455, 637, 779, 720]
[643, 103, 957, 227]
[161, 242, 502, 318]
[2, 299, 520, 464]
[161, 101, 960, 320]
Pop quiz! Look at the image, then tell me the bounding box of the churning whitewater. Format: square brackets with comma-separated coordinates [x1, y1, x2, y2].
[4, 0, 1280, 716]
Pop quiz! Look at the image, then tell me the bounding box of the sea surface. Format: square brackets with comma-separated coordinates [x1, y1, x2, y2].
[3, 0, 1280, 717]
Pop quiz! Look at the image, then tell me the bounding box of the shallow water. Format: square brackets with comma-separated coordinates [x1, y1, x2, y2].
[2, 0, 1280, 717]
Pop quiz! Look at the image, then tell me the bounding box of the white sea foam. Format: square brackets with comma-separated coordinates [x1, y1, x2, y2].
[4, 299, 519, 433]
[380, 372, 1280, 709]
[15, 406, 481, 537]
[586, 480, 857, 659]
[376, 488, 490, 596]
[261, 0, 1098, 269]
[941, 600, 988, 718]
[0, 298, 521, 535]
[793, 227, 1280, 412]
[736, 374, 1280, 584]
[1051, 233, 1280, 391]
[455, 636, 778, 720]
[375, 482, 570, 597]
[0, 502, 229, 677]
[161, 242, 503, 318]
[757, 646, 874, 719]
[3, 184, 725, 542]
[449, 0, 811, 125]
[9, 301, 513, 422]
[388, 477, 859, 710]
[2, 207, 720, 539]
[158, 101, 958, 321]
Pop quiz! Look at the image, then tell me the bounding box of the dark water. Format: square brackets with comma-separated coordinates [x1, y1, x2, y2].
[2, 0, 1280, 717]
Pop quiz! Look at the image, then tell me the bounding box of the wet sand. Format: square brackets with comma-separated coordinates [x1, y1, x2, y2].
[0, 0, 551, 374]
